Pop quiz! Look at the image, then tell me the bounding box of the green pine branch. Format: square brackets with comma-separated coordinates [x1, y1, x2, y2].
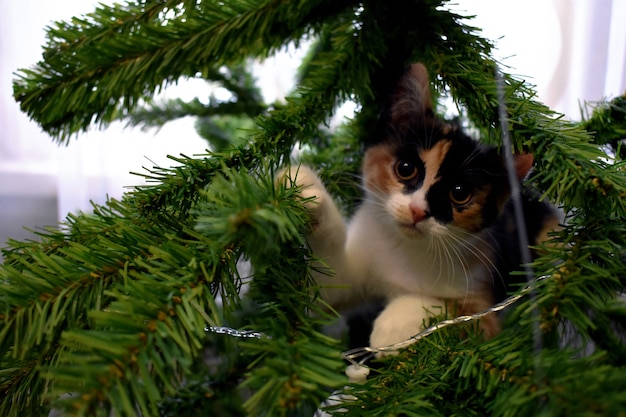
[122, 63, 265, 152]
[123, 65, 265, 131]
[13, 0, 359, 142]
[328, 327, 626, 416]
[581, 95, 626, 159]
[1, 166, 345, 416]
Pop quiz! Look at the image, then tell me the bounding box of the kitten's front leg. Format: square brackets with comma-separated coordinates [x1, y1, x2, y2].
[278, 166, 346, 252]
[278, 166, 349, 306]
[369, 294, 443, 356]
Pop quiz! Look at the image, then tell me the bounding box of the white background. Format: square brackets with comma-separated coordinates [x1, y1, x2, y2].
[1, 0, 625, 252]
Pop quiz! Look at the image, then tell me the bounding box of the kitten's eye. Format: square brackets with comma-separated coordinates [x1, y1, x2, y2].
[394, 160, 418, 181]
[449, 184, 472, 205]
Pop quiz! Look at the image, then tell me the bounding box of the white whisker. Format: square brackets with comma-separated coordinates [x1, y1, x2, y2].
[428, 231, 470, 307]
[448, 226, 507, 289]
[442, 229, 504, 301]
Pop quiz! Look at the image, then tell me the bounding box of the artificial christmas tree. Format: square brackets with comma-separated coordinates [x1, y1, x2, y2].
[3, 0, 626, 416]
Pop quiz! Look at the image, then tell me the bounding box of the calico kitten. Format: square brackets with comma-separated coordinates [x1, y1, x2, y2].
[282, 63, 559, 353]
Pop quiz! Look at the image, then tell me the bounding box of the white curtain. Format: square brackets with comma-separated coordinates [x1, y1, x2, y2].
[458, 0, 625, 117]
[1, 0, 625, 243]
[545, 0, 626, 116]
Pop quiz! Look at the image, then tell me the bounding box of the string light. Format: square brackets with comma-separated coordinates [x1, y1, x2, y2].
[205, 276, 548, 375]
[204, 326, 269, 339]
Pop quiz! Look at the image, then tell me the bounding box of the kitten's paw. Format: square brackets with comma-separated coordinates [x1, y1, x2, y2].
[277, 165, 330, 225]
[369, 295, 443, 357]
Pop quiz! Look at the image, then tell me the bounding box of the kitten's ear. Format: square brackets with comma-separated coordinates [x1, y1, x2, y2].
[389, 63, 434, 126]
[514, 153, 534, 180]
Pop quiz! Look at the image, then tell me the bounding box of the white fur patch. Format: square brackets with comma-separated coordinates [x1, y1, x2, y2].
[369, 294, 443, 354]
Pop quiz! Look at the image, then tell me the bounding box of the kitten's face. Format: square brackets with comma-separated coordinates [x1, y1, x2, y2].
[363, 63, 527, 238]
[363, 133, 509, 238]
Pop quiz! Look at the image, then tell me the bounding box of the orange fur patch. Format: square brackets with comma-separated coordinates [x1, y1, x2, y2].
[452, 186, 492, 232]
[446, 293, 501, 339]
[363, 144, 400, 195]
[533, 212, 563, 257]
[534, 214, 561, 246]
[419, 140, 451, 189]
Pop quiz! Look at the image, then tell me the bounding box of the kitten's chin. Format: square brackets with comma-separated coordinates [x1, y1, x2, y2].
[396, 218, 444, 238]
[396, 221, 427, 237]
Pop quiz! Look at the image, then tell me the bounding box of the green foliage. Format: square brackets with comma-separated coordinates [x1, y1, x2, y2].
[327, 325, 626, 417]
[581, 95, 626, 160]
[124, 64, 264, 151]
[4, 0, 626, 416]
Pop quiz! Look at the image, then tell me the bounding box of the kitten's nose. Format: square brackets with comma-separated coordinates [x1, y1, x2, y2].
[410, 203, 429, 223]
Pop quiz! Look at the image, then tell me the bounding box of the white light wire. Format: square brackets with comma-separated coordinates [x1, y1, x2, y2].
[203, 276, 547, 366]
[341, 276, 547, 365]
[204, 326, 269, 339]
